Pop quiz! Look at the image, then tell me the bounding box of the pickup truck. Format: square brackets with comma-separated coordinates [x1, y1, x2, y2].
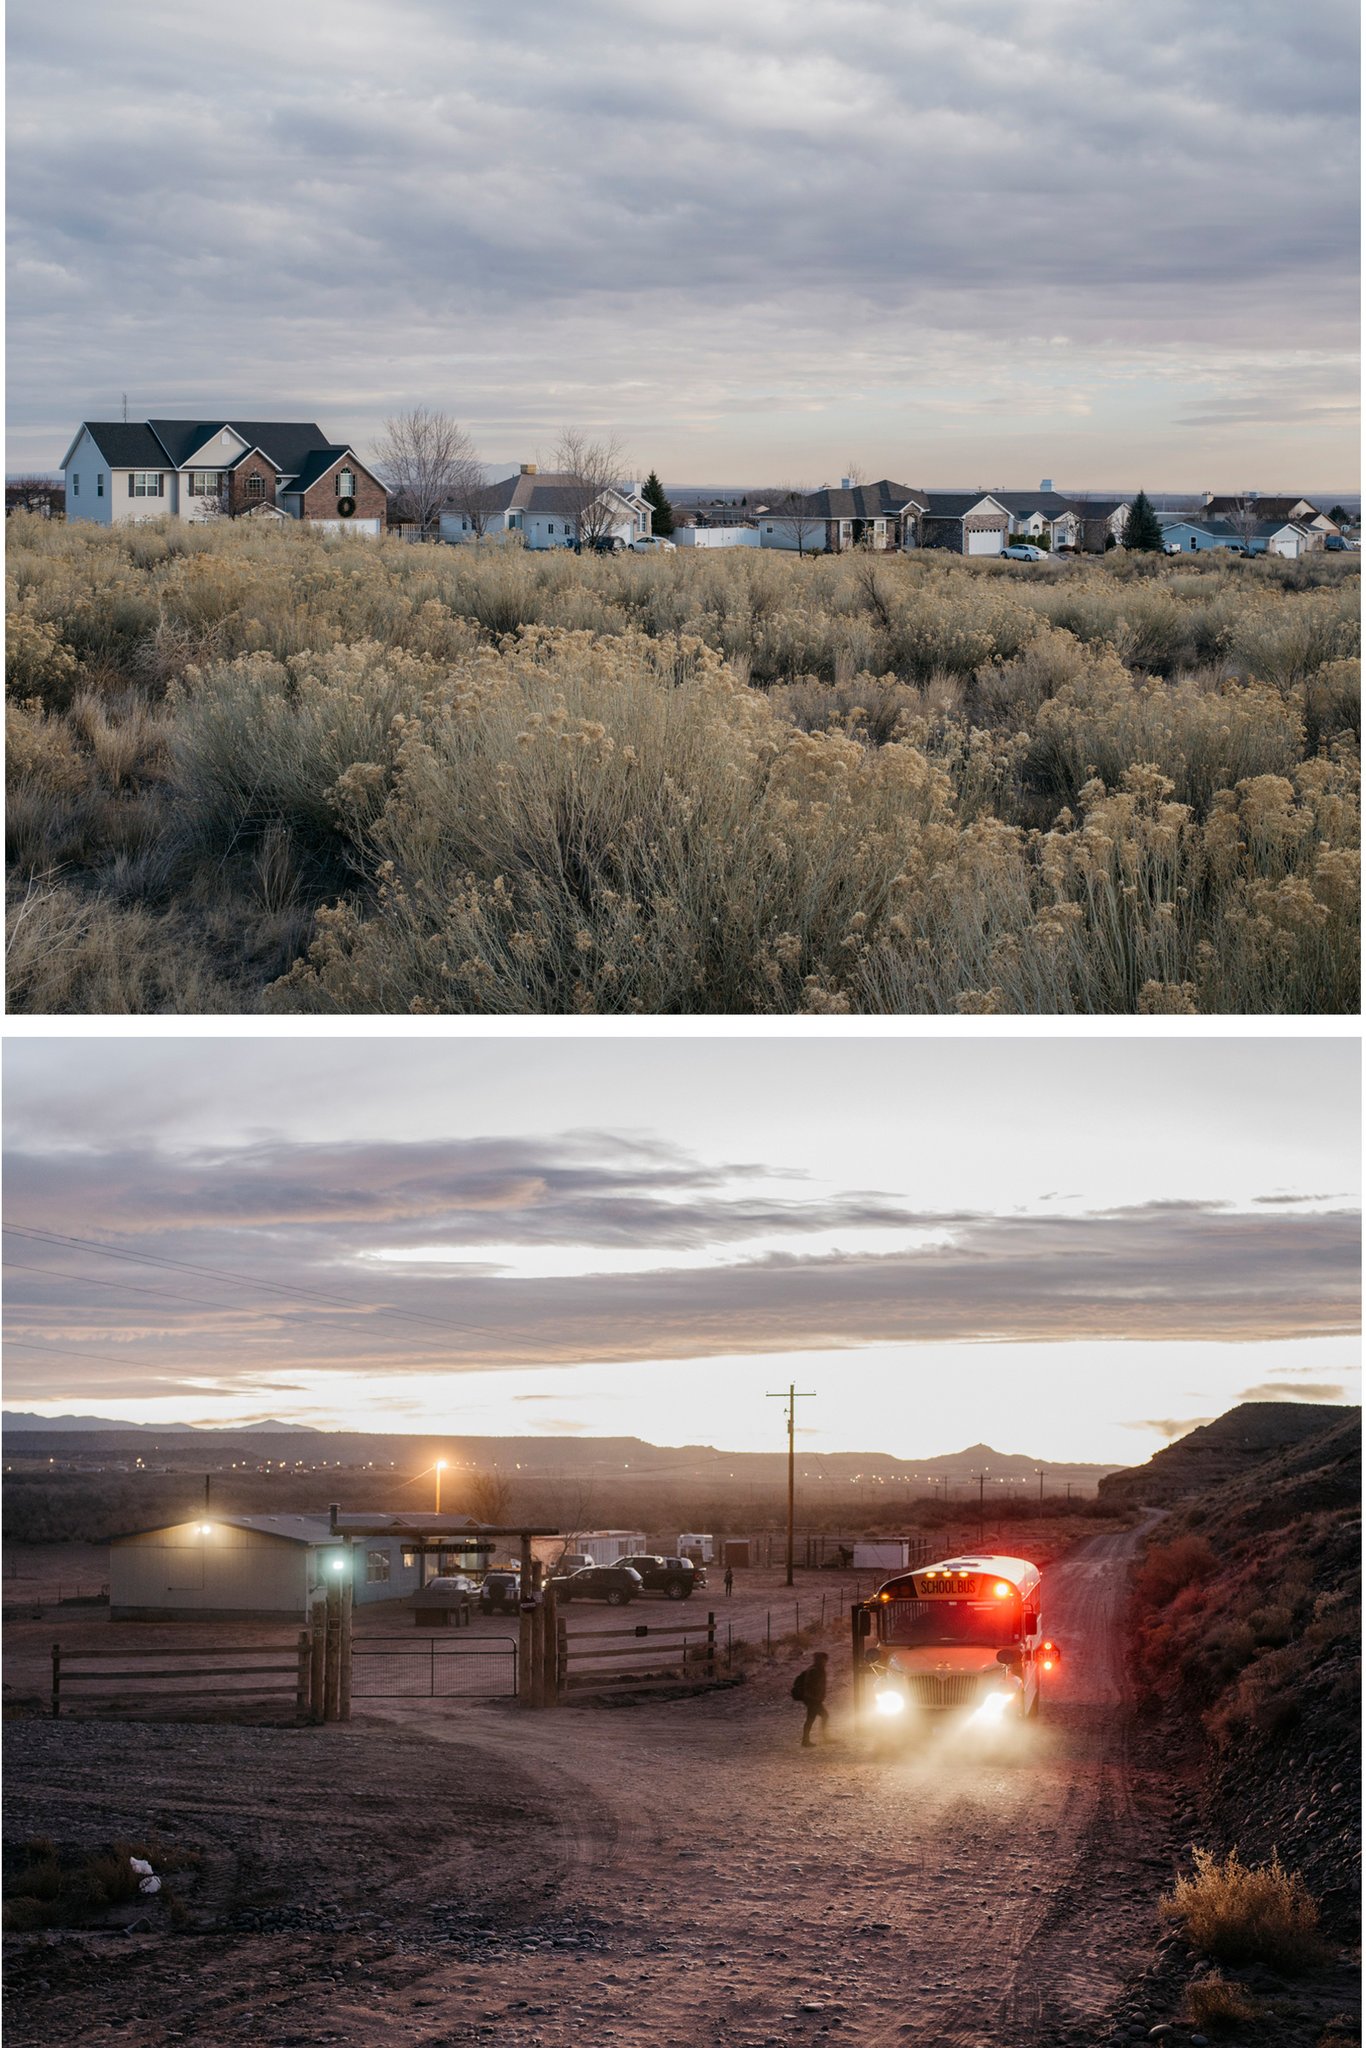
[614, 1554, 703, 1599]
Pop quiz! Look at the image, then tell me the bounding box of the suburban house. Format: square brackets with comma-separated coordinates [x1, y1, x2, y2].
[60, 419, 388, 534]
[758, 479, 929, 552]
[108, 1515, 421, 1622]
[988, 488, 1083, 550]
[1203, 494, 1337, 542]
[438, 464, 651, 549]
[1071, 497, 1132, 552]
[1159, 516, 1311, 558]
[919, 492, 1013, 555]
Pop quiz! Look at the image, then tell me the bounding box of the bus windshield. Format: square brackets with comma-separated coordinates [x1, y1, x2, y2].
[879, 1597, 1019, 1648]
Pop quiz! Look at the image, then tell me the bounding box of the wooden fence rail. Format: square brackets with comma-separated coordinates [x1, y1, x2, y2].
[558, 1611, 722, 1696]
[52, 1637, 309, 1720]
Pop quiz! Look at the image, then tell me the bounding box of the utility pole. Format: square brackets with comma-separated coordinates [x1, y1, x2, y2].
[970, 1466, 988, 1549]
[1035, 1466, 1045, 1508]
[767, 1384, 816, 1587]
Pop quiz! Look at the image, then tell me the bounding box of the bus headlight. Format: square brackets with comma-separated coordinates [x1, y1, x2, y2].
[873, 1688, 906, 1717]
[970, 1689, 1015, 1725]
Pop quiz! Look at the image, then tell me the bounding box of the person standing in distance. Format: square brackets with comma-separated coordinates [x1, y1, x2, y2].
[792, 1649, 830, 1747]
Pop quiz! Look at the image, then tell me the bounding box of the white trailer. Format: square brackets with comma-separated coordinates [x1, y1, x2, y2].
[577, 1530, 648, 1565]
[853, 1540, 913, 1571]
[678, 1532, 715, 1562]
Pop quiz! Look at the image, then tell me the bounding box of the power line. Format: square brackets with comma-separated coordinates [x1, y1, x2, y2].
[2, 1222, 576, 1363]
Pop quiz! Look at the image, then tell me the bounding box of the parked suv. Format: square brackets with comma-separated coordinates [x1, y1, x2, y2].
[616, 1554, 701, 1599]
[550, 1564, 643, 1606]
[479, 1570, 523, 1614]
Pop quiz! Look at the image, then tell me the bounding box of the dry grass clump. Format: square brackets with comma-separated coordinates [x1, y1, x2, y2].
[6, 518, 1359, 1012]
[1186, 1972, 1259, 2029]
[1161, 1848, 1325, 1972]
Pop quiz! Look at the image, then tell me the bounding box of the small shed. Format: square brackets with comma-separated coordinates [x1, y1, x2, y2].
[109, 1516, 418, 1622]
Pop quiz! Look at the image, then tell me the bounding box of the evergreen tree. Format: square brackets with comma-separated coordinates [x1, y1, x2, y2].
[641, 471, 675, 537]
[1121, 489, 1164, 552]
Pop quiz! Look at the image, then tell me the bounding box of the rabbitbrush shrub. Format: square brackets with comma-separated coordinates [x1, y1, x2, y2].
[5, 517, 1359, 1013]
[1161, 1848, 1325, 1972]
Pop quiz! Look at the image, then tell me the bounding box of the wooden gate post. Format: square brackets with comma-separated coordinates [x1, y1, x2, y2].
[51, 1643, 61, 1720]
[517, 1605, 534, 1706]
[324, 1580, 342, 1722]
[556, 1613, 568, 1701]
[537, 1587, 559, 1708]
[338, 1578, 353, 1722]
[296, 1629, 312, 1721]
[706, 1610, 716, 1680]
[850, 1601, 867, 1726]
[309, 1598, 327, 1723]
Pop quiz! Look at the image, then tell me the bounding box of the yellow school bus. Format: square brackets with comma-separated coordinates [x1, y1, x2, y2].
[862, 1553, 1061, 1727]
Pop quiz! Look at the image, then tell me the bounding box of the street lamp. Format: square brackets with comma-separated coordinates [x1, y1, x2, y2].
[434, 1460, 447, 1514]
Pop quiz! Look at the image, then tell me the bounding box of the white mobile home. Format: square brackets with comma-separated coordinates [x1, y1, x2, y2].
[109, 1515, 419, 1621]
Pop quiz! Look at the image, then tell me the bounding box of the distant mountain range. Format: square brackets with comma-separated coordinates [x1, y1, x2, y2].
[0, 1415, 1115, 1484]
[2, 1411, 321, 1435]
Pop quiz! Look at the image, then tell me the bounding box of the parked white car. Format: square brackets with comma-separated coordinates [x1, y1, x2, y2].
[1002, 543, 1046, 562]
[632, 536, 677, 551]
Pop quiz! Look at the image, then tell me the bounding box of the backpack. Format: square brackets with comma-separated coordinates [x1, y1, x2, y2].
[790, 1672, 807, 1702]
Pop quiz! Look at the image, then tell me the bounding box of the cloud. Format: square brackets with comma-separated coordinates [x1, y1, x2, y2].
[1238, 1381, 1347, 1403]
[6, 0, 1358, 478]
[3, 1125, 1358, 1400]
[1126, 1416, 1216, 1440]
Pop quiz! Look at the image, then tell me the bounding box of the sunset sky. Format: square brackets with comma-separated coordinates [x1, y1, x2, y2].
[3, 1037, 1358, 1463]
[7, 0, 1359, 485]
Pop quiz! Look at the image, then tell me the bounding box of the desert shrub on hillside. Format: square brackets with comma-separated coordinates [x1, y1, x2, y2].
[1161, 1848, 1325, 1971]
[5, 519, 1359, 1013]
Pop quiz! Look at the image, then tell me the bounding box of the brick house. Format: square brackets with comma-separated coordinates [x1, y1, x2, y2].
[919, 492, 1012, 555]
[60, 418, 388, 535]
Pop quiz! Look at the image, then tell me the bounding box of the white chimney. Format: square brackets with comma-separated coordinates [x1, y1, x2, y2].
[840, 477, 852, 491]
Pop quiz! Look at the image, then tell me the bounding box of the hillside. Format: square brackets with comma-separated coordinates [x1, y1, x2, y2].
[1127, 1407, 1360, 1933]
[1097, 1400, 1358, 1505]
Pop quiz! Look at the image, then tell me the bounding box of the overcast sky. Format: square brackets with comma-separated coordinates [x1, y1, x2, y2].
[3, 1038, 1358, 1461]
[7, 0, 1359, 484]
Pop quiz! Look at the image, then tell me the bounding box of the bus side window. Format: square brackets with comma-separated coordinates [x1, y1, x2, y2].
[1024, 1608, 1039, 1635]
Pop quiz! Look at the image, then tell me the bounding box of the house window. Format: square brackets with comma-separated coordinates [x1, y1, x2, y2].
[97, 474, 105, 497]
[548, 522, 555, 535]
[72, 474, 79, 496]
[336, 469, 354, 497]
[247, 473, 266, 498]
[189, 471, 222, 497]
[401, 1550, 419, 1569]
[366, 1549, 392, 1584]
[131, 473, 162, 497]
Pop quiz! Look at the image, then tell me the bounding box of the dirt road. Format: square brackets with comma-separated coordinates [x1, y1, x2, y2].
[4, 1524, 1174, 2047]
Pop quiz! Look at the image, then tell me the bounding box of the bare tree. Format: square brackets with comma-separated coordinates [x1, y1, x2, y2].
[444, 450, 492, 537]
[554, 427, 629, 550]
[772, 484, 823, 556]
[6, 476, 64, 519]
[374, 408, 478, 536]
[1221, 494, 1261, 555]
[464, 1467, 515, 1524]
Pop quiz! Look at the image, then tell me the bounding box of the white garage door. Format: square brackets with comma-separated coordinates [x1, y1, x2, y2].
[967, 529, 1003, 555]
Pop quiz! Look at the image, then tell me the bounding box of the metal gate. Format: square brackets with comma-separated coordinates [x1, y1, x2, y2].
[350, 1636, 517, 1699]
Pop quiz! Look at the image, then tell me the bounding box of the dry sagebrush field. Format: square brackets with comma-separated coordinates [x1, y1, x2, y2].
[5, 518, 1359, 1013]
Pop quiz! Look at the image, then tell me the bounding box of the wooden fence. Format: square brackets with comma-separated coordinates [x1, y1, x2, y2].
[52, 1636, 310, 1720]
[558, 1611, 722, 1697]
